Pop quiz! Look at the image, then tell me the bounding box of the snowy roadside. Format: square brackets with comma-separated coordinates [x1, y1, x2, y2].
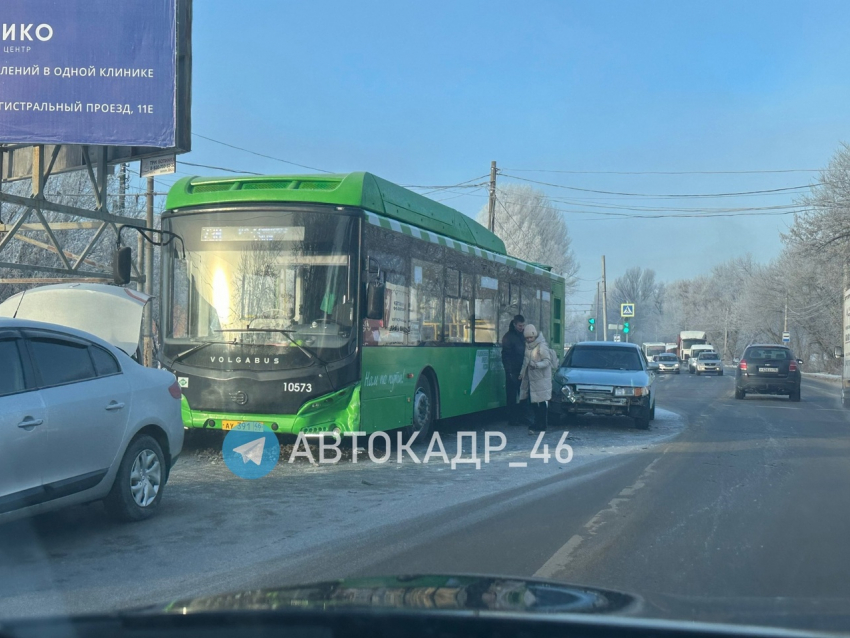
[169, 408, 686, 551]
[0, 409, 685, 620]
[803, 372, 841, 383]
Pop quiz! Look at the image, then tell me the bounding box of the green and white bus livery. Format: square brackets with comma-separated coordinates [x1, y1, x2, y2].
[160, 172, 566, 437]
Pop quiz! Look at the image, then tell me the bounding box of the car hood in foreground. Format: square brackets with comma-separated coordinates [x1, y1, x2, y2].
[158, 575, 638, 615]
[0, 283, 150, 356]
[555, 368, 651, 388]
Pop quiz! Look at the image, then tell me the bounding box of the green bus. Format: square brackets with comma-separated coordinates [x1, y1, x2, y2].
[160, 172, 566, 438]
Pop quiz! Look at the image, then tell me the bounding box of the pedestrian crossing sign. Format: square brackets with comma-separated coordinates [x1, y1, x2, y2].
[620, 303, 635, 318]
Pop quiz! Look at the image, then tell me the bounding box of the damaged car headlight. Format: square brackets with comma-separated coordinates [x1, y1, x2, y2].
[614, 386, 649, 397]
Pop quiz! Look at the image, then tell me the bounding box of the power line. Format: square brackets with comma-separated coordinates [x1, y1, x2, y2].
[502, 167, 822, 175]
[500, 173, 820, 198]
[180, 160, 262, 175]
[498, 194, 825, 214]
[495, 194, 811, 221]
[406, 175, 490, 196]
[193, 133, 333, 174]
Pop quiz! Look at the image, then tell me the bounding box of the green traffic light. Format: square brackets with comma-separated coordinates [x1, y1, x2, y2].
[623, 321, 630, 334]
[588, 317, 596, 332]
[589, 318, 595, 324]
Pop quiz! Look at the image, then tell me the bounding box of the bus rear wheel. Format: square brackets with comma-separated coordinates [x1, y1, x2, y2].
[406, 375, 435, 442]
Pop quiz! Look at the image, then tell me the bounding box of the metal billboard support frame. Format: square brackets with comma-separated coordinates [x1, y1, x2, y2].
[0, 144, 144, 285]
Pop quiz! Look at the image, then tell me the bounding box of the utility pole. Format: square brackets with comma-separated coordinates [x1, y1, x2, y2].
[784, 292, 788, 334]
[142, 176, 155, 367]
[601, 255, 608, 342]
[596, 282, 600, 342]
[487, 161, 497, 232]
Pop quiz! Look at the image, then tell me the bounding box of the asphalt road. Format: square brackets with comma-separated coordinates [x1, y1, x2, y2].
[331, 371, 850, 632]
[2, 369, 850, 633]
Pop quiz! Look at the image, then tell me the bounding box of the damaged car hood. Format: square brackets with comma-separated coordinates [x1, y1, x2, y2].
[555, 368, 651, 388]
[0, 283, 150, 356]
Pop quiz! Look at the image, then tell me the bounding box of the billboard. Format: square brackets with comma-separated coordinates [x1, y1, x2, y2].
[0, 0, 183, 148]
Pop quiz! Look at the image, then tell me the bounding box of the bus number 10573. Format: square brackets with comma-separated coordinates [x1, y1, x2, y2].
[284, 382, 313, 392]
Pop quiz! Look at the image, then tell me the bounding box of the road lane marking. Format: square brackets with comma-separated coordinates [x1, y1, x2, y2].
[534, 535, 584, 578]
[534, 455, 663, 579]
[508, 462, 528, 468]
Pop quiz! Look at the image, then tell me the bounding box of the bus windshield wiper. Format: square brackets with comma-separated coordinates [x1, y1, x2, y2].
[172, 338, 235, 363]
[214, 328, 327, 365]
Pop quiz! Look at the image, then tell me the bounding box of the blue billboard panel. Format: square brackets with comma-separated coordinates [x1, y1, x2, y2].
[0, 0, 177, 147]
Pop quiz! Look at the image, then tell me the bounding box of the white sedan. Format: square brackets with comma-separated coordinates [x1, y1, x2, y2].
[0, 285, 184, 523]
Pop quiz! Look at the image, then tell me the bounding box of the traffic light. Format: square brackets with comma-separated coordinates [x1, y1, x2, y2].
[623, 321, 630, 334]
[588, 318, 596, 332]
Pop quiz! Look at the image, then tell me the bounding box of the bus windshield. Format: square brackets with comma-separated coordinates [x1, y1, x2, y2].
[163, 208, 358, 368]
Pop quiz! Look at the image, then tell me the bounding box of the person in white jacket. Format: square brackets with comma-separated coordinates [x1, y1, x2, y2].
[519, 324, 552, 435]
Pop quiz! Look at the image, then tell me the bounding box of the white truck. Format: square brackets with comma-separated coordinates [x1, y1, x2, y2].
[688, 343, 717, 373]
[678, 330, 708, 361]
[642, 342, 668, 361]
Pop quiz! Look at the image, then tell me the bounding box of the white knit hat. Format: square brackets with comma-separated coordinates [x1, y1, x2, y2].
[523, 324, 538, 338]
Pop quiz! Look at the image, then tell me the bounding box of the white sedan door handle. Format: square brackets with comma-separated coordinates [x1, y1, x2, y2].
[105, 402, 126, 411]
[18, 417, 44, 428]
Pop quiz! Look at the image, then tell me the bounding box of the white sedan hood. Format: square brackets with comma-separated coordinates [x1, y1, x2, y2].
[0, 283, 150, 356]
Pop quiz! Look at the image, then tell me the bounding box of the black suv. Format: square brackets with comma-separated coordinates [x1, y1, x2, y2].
[735, 344, 802, 401]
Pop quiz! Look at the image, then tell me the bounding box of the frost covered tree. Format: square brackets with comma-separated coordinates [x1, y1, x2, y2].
[476, 184, 579, 294]
[786, 142, 850, 259]
[0, 169, 153, 302]
[608, 267, 664, 343]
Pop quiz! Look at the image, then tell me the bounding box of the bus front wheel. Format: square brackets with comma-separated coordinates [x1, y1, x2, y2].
[407, 375, 435, 442]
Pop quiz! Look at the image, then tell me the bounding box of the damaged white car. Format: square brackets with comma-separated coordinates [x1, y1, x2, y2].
[550, 341, 658, 430]
[0, 284, 184, 523]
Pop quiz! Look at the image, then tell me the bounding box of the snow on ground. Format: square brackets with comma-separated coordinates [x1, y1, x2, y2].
[166, 409, 686, 572]
[0, 409, 684, 620]
[803, 372, 841, 382]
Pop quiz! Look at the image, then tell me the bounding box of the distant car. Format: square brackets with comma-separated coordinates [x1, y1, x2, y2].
[551, 341, 657, 429]
[0, 285, 184, 523]
[688, 346, 714, 374]
[735, 344, 802, 401]
[654, 352, 681, 374]
[695, 351, 723, 375]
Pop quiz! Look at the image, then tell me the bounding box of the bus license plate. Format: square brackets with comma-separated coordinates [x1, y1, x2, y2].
[222, 420, 242, 430]
[759, 367, 778, 373]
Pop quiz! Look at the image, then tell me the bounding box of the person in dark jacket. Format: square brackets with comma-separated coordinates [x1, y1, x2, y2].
[501, 314, 526, 425]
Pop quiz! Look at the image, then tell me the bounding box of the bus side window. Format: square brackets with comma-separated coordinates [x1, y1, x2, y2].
[522, 285, 541, 329]
[362, 224, 411, 346]
[410, 258, 443, 344]
[498, 280, 513, 338]
[475, 274, 498, 344]
[540, 290, 551, 339]
[444, 265, 472, 343]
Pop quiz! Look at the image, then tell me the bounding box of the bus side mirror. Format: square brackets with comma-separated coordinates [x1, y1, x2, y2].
[366, 282, 385, 320]
[113, 246, 132, 285]
[834, 346, 844, 359]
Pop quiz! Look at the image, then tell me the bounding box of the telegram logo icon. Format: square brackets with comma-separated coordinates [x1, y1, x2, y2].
[222, 422, 280, 479]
